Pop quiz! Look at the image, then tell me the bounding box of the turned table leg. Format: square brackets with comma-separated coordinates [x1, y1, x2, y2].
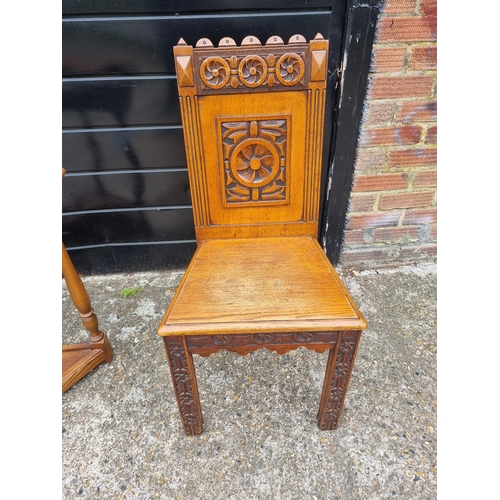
[317, 331, 361, 430]
[163, 336, 203, 436]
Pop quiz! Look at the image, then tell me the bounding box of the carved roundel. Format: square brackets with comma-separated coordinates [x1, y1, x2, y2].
[231, 139, 280, 188]
[200, 56, 230, 89]
[209, 335, 231, 346]
[276, 53, 305, 86]
[250, 333, 274, 344]
[238, 55, 268, 88]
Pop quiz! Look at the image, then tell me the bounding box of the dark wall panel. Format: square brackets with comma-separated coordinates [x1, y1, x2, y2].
[63, 128, 186, 172]
[63, 171, 190, 212]
[63, 1, 333, 15]
[68, 242, 197, 275]
[63, 208, 195, 247]
[62, 13, 332, 77]
[62, 77, 180, 128]
[62, 1, 349, 274]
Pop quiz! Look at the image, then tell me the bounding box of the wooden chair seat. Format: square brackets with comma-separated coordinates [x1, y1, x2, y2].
[157, 34, 366, 435]
[159, 236, 365, 336]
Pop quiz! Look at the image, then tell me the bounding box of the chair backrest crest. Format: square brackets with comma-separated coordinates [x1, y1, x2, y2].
[173, 34, 329, 242]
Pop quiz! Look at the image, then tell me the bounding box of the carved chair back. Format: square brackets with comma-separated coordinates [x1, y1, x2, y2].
[173, 34, 329, 242]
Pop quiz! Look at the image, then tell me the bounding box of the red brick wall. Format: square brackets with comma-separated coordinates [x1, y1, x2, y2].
[340, 0, 437, 267]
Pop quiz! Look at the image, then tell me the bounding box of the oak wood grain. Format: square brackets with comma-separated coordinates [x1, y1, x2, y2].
[158, 236, 366, 335]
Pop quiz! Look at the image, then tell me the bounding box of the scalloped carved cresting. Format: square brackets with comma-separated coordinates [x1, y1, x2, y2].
[221, 118, 288, 204]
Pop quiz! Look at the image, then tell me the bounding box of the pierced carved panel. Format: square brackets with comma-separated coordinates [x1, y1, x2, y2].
[220, 117, 289, 205]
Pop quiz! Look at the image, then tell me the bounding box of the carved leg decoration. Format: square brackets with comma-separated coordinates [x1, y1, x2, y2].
[317, 331, 361, 430]
[163, 336, 203, 436]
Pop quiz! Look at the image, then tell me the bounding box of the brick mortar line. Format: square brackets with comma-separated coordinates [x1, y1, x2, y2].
[369, 70, 437, 77]
[351, 188, 434, 196]
[354, 167, 437, 174]
[343, 243, 437, 251]
[349, 198, 436, 215]
[358, 127, 437, 146]
[360, 118, 437, 128]
[366, 95, 437, 104]
[369, 66, 437, 74]
[355, 168, 436, 178]
[343, 240, 437, 248]
[368, 70, 437, 76]
[354, 145, 437, 153]
[398, 209, 407, 226]
[379, 12, 433, 19]
[363, 96, 437, 103]
[359, 122, 437, 130]
[415, 0, 423, 16]
[372, 42, 437, 49]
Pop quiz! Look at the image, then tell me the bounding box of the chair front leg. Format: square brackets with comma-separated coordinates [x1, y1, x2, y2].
[163, 336, 203, 436]
[317, 331, 361, 430]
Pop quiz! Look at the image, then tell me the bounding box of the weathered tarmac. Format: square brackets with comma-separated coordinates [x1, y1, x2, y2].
[62, 261, 437, 499]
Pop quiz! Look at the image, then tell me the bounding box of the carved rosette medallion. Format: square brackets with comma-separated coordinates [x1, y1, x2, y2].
[250, 333, 274, 344]
[276, 53, 305, 86]
[238, 56, 268, 87]
[209, 335, 231, 346]
[294, 332, 316, 342]
[200, 57, 230, 89]
[221, 117, 289, 205]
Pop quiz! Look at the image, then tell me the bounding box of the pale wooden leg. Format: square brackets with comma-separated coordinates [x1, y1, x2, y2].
[62, 242, 114, 392]
[62, 243, 113, 361]
[163, 336, 203, 436]
[317, 331, 361, 430]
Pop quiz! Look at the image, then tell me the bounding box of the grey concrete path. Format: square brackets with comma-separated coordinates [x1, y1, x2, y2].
[62, 262, 437, 500]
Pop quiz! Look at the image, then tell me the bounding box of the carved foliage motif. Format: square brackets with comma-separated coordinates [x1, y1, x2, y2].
[164, 337, 202, 435]
[222, 118, 288, 204]
[320, 332, 360, 430]
[199, 51, 306, 91]
[187, 331, 339, 353]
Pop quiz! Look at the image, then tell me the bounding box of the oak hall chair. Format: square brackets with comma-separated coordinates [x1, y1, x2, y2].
[157, 34, 366, 436]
